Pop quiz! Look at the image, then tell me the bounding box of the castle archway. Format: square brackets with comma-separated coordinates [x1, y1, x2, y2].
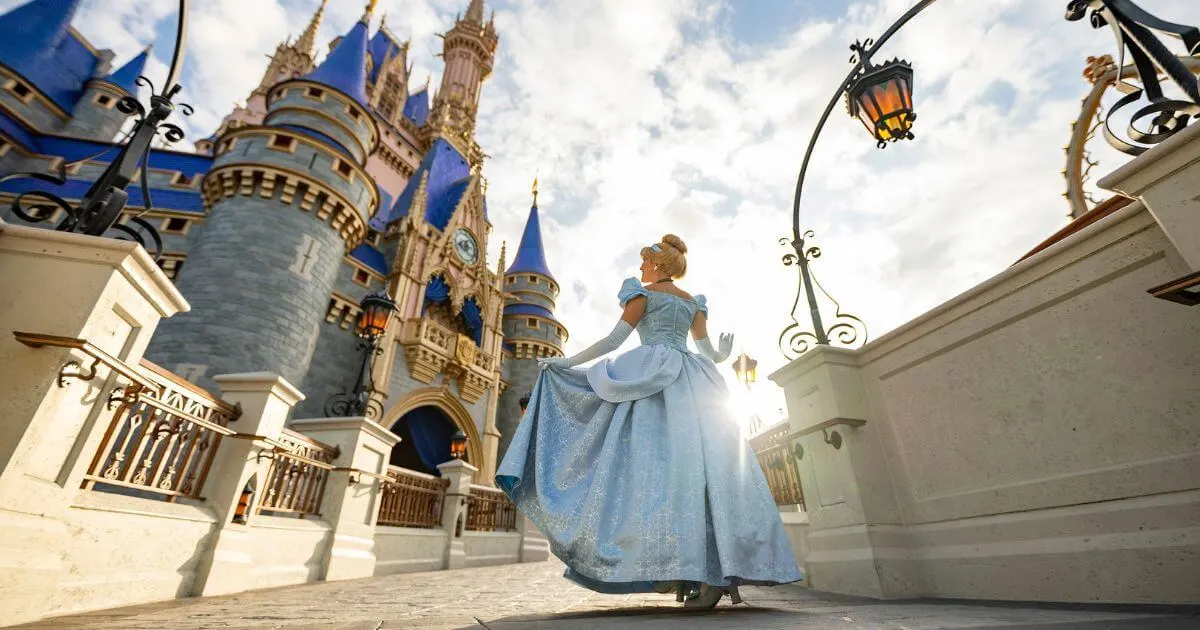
[382, 387, 483, 475]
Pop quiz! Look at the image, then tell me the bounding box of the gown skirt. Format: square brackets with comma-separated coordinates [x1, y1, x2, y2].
[496, 342, 804, 594]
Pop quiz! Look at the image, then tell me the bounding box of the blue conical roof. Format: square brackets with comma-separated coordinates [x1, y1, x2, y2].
[506, 204, 554, 280]
[0, 0, 82, 75]
[302, 18, 369, 106]
[101, 47, 149, 94]
[403, 86, 429, 125]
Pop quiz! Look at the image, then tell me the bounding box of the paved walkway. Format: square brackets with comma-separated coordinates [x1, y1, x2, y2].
[11, 560, 1199, 629]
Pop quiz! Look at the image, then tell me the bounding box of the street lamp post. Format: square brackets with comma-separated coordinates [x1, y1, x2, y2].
[449, 430, 468, 461]
[324, 290, 397, 419]
[779, 0, 1200, 360]
[0, 0, 194, 259]
[732, 352, 763, 434]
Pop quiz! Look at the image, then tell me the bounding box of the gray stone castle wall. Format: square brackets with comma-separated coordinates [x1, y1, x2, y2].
[496, 357, 539, 460]
[220, 131, 376, 218]
[146, 192, 345, 394]
[62, 85, 129, 142]
[0, 80, 66, 132]
[292, 256, 379, 418]
[267, 85, 375, 164]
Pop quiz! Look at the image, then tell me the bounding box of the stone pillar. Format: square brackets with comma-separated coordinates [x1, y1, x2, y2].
[517, 515, 550, 563]
[0, 225, 188, 625]
[288, 416, 401, 581]
[769, 346, 919, 599]
[189, 373, 304, 597]
[1098, 121, 1200, 272]
[437, 459, 476, 570]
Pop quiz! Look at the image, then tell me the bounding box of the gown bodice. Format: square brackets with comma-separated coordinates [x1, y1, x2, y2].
[618, 277, 708, 352]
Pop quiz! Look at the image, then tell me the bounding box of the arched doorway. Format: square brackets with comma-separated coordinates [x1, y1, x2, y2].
[390, 406, 466, 476]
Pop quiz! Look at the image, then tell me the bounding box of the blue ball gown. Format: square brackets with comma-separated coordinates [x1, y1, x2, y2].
[496, 277, 804, 594]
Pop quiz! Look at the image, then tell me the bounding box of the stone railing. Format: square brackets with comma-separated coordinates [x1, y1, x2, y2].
[82, 359, 241, 501]
[465, 483, 518, 532]
[750, 421, 806, 509]
[397, 318, 497, 403]
[377, 466, 448, 529]
[257, 428, 338, 518]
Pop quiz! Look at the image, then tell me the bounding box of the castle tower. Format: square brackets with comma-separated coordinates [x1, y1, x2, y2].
[427, 0, 498, 166]
[496, 180, 566, 459]
[63, 47, 149, 141]
[146, 4, 380, 393]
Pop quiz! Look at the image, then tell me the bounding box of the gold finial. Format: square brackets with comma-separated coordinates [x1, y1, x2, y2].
[363, 0, 378, 23]
[531, 175, 539, 208]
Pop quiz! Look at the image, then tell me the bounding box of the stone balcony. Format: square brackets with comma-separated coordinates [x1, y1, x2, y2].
[397, 317, 496, 403]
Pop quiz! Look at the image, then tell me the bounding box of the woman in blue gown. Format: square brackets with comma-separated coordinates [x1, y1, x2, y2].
[496, 234, 803, 608]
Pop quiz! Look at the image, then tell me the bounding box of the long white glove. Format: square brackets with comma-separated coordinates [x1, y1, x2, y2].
[695, 332, 734, 363]
[538, 321, 634, 370]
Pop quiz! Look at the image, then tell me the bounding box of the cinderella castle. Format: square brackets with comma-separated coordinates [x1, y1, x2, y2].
[0, 0, 566, 483]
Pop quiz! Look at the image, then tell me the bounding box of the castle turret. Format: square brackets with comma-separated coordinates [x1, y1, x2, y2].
[146, 3, 381, 393]
[496, 179, 567, 458]
[63, 47, 149, 141]
[427, 0, 498, 166]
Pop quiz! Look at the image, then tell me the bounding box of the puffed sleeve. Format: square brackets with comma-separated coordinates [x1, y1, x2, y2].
[617, 277, 649, 307]
[694, 295, 709, 317]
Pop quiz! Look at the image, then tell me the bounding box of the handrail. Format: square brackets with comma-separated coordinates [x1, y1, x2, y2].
[13, 331, 161, 394]
[792, 417, 867, 440]
[139, 358, 239, 416]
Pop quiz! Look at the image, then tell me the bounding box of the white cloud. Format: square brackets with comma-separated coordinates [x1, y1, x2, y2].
[11, 0, 1195, 422]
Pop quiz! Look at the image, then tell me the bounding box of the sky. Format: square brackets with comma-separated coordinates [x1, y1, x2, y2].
[6, 0, 1195, 424]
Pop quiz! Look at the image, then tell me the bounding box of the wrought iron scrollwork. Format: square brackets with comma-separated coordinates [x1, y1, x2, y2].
[0, 0, 192, 261]
[1067, 0, 1200, 155]
[778, 233, 868, 360]
[324, 339, 385, 419]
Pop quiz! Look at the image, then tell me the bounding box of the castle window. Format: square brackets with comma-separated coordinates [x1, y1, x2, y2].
[306, 87, 325, 100]
[171, 172, 194, 187]
[346, 105, 361, 121]
[528, 275, 538, 284]
[505, 277, 514, 285]
[269, 135, 296, 151]
[333, 159, 354, 180]
[353, 268, 371, 287]
[162, 217, 190, 235]
[93, 93, 114, 108]
[8, 81, 33, 103]
[528, 318, 539, 329]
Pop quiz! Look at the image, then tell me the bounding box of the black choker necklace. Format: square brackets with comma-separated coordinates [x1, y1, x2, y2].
[655, 278, 673, 283]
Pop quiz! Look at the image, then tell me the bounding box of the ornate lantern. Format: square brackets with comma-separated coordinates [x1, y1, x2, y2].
[732, 352, 758, 387]
[449, 430, 468, 460]
[355, 290, 397, 340]
[846, 57, 916, 148]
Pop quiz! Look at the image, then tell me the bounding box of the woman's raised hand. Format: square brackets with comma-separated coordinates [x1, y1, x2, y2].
[718, 332, 734, 357]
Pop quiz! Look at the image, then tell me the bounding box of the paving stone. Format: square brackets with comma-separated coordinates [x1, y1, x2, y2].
[7, 559, 1199, 630]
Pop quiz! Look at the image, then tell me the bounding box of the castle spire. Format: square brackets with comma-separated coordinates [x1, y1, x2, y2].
[101, 46, 151, 95]
[506, 188, 554, 281]
[296, 0, 326, 58]
[465, 0, 485, 24]
[303, 14, 371, 106]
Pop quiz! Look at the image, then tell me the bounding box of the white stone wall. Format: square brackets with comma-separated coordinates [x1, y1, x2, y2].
[774, 200, 1200, 603]
[374, 526, 447, 575]
[248, 515, 333, 589]
[47, 491, 217, 617]
[462, 531, 522, 568]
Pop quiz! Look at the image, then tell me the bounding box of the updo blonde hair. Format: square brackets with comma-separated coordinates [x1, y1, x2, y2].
[640, 234, 688, 279]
